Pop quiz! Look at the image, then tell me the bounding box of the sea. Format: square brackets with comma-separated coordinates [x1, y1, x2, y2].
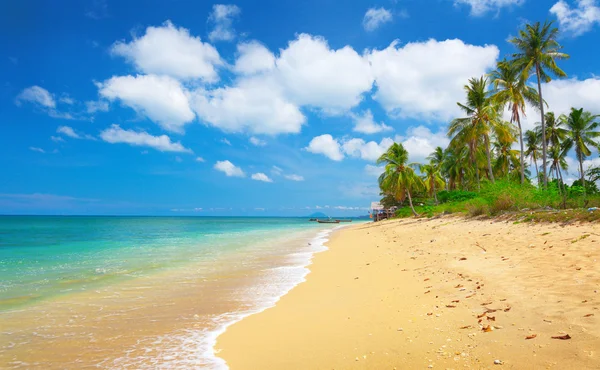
[0, 216, 353, 369]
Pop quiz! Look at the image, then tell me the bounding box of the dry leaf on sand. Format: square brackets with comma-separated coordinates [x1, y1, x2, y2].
[551, 334, 571, 340]
[525, 334, 537, 340]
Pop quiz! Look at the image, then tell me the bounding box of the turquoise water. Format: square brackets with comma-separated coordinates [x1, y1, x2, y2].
[0, 216, 334, 309]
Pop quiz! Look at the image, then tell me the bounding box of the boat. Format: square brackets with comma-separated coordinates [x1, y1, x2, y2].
[335, 219, 353, 222]
[317, 219, 340, 224]
[309, 218, 317, 221]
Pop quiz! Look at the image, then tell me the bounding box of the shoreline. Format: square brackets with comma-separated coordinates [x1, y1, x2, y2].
[216, 216, 600, 369]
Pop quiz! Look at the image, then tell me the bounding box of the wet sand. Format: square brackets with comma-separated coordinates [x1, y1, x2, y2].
[217, 216, 600, 369]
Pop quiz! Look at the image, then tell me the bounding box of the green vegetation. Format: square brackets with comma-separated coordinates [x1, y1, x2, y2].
[377, 20, 600, 223]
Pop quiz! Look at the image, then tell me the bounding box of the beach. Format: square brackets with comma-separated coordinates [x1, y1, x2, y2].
[217, 217, 600, 369]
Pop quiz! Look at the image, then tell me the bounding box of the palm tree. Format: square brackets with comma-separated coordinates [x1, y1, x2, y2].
[492, 121, 519, 180]
[561, 108, 600, 192]
[443, 146, 471, 191]
[509, 21, 569, 188]
[427, 146, 447, 189]
[417, 163, 445, 205]
[489, 59, 540, 184]
[524, 130, 541, 182]
[548, 142, 569, 197]
[377, 143, 424, 216]
[448, 76, 497, 189]
[540, 112, 568, 149]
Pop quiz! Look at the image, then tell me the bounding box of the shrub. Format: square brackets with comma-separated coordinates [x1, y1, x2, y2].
[438, 190, 478, 204]
[490, 193, 515, 214]
[465, 199, 488, 217]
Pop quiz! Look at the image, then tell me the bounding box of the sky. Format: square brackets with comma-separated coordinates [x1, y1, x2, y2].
[1, 0, 600, 216]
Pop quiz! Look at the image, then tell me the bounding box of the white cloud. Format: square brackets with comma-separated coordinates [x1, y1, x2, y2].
[249, 136, 267, 146]
[190, 76, 305, 135]
[16, 86, 56, 108]
[363, 7, 393, 31]
[251, 172, 273, 182]
[271, 166, 283, 175]
[365, 164, 385, 177]
[342, 137, 394, 161]
[57, 125, 80, 139]
[518, 78, 600, 132]
[396, 126, 450, 163]
[284, 174, 304, 181]
[29, 147, 46, 153]
[208, 4, 241, 42]
[234, 41, 275, 75]
[100, 124, 192, 153]
[59, 95, 75, 105]
[98, 74, 195, 133]
[351, 110, 393, 134]
[221, 138, 232, 146]
[305, 134, 344, 161]
[85, 100, 109, 114]
[453, 0, 525, 16]
[214, 160, 245, 177]
[196, 156, 205, 162]
[368, 39, 499, 121]
[275, 34, 374, 113]
[550, 0, 600, 36]
[111, 20, 222, 82]
[51, 136, 65, 143]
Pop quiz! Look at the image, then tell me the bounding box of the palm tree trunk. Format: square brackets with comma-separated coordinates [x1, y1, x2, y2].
[536, 63, 548, 189]
[532, 154, 539, 184]
[433, 182, 438, 205]
[579, 152, 586, 196]
[517, 118, 525, 184]
[475, 166, 481, 192]
[558, 167, 567, 209]
[407, 189, 418, 217]
[484, 135, 495, 184]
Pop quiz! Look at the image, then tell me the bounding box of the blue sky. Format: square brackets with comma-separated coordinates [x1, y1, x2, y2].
[1, 0, 599, 216]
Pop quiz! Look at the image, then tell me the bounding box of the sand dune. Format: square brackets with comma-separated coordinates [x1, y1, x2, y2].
[217, 217, 600, 369]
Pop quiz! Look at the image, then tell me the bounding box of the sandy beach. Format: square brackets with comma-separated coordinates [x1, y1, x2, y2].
[217, 217, 600, 369]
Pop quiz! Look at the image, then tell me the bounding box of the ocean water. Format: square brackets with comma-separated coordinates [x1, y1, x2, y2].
[0, 216, 352, 369]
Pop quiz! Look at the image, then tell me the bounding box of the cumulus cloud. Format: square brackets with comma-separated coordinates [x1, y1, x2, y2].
[190, 76, 305, 135]
[305, 134, 345, 161]
[57, 126, 80, 138]
[208, 4, 241, 42]
[363, 7, 393, 31]
[368, 39, 499, 121]
[15, 86, 56, 108]
[214, 160, 245, 177]
[111, 20, 222, 82]
[396, 126, 450, 163]
[365, 164, 385, 177]
[51, 136, 65, 143]
[196, 156, 205, 162]
[342, 137, 394, 161]
[100, 124, 192, 153]
[275, 34, 374, 113]
[550, 0, 600, 36]
[85, 100, 109, 114]
[249, 136, 267, 146]
[233, 41, 276, 75]
[453, 0, 525, 16]
[98, 74, 195, 133]
[518, 78, 600, 131]
[251, 172, 273, 182]
[284, 174, 304, 181]
[351, 110, 393, 134]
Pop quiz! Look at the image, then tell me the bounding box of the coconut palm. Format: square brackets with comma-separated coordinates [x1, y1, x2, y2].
[548, 142, 569, 197]
[377, 143, 424, 216]
[443, 146, 471, 191]
[524, 130, 541, 181]
[540, 112, 568, 149]
[427, 146, 447, 189]
[417, 163, 445, 205]
[489, 59, 540, 184]
[509, 20, 569, 188]
[448, 76, 497, 189]
[560, 108, 600, 192]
